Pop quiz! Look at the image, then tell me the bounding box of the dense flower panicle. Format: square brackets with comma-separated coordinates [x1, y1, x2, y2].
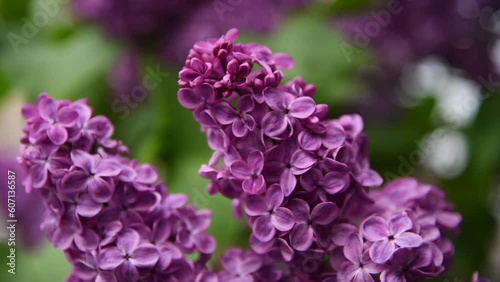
[178, 29, 462, 281]
[19, 94, 216, 281]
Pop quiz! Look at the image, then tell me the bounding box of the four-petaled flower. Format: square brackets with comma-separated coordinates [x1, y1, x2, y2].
[361, 212, 423, 263]
[245, 184, 295, 242]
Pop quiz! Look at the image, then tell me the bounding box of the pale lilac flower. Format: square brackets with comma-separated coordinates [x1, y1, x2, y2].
[245, 184, 294, 242]
[361, 212, 423, 263]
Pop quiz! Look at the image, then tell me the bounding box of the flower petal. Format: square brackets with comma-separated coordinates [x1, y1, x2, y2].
[271, 207, 295, 232]
[47, 124, 68, 145]
[130, 244, 160, 267]
[311, 202, 338, 225]
[117, 230, 140, 254]
[290, 223, 314, 251]
[265, 184, 284, 210]
[388, 212, 413, 236]
[289, 96, 316, 119]
[369, 240, 395, 264]
[362, 216, 389, 242]
[262, 111, 287, 137]
[253, 215, 275, 242]
[394, 232, 422, 248]
[98, 247, 125, 270]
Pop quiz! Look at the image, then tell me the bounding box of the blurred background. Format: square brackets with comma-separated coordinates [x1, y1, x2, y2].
[0, 0, 499, 281]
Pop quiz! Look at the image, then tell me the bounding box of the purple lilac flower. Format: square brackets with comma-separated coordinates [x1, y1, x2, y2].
[19, 93, 216, 281]
[177, 29, 462, 281]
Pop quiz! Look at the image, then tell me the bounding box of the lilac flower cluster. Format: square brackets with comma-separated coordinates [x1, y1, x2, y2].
[177, 29, 462, 281]
[19, 94, 216, 281]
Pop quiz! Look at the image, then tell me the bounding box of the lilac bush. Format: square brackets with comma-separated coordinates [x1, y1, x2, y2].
[177, 29, 464, 281]
[19, 94, 215, 281]
[19, 29, 482, 281]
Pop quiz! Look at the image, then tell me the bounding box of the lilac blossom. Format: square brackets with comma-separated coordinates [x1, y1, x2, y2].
[176, 30, 463, 280]
[19, 94, 215, 281]
[361, 212, 423, 263]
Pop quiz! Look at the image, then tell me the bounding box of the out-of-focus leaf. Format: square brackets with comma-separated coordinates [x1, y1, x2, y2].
[326, 0, 376, 13]
[0, 241, 70, 282]
[0, 0, 30, 21]
[0, 27, 115, 102]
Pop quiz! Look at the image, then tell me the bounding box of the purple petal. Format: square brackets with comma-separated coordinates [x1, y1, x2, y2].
[245, 196, 268, 216]
[76, 194, 102, 217]
[71, 150, 95, 173]
[134, 164, 157, 184]
[242, 175, 266, 195]
[388, 212, 413, 236]
[280, 169, 296, 196]
[380, 269, 405, 282]
[290, 223, 314, 251]
[253, 215, 275, 242]
[57, 107, 78, 126]
[262, 111, 287, 137]
[291, 150, 316, 172]
[271, 207, 295, 232]
[288, 199, 310, 222]
[369, 240, 395, 263]
[263, 88, 286, 111]
[311, 202, 338, 225]
[323, 122, 346, 149]
[213, 102, 238, 124]
[265, 184, 284, 210]
[192, 233, 216, 254]
[232, 118, 248, 137]
[298, 131, 322, 151]
[117, 230, 140, 254]
[61, 171, 88, 194]
[274, 53, 294, 69]
[230, 160, 251, 179]
[130, 244, 159, 267]
[74, 229, 99, 251]
[94, 159, 121, 177]
[247, 151, 264, 174]
[299, 168, 322, 191]
[437, 211, 462, 229]
[117, 261, 139, 282]
[362, 216, 389, 242]
[178, 85, 212, 110]
[88, 177, 113, 203]
[98, 247, 125, 270]
[237, 94, 255, 113]
[344, 234, 363, 264]
[331, 223, 358, 246]
[394, 232, 422, 248]
[47, 124, 68, 145]
[278, 238, 294, 261]
[38, 95, 56, 122]
[289, 97, 316, 119]
[52, 227, 75, 250]
[30, 163, 48, 189]
[86, 116, 113, 139]
[323, 171, 347, 194]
